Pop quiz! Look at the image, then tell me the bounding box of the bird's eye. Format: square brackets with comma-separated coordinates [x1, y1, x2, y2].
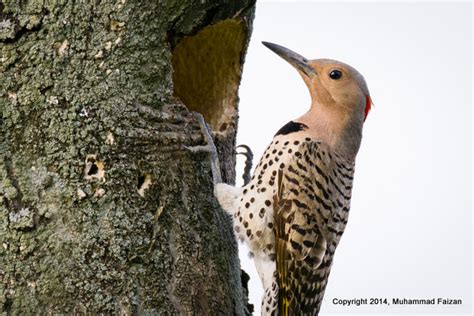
[329, 70, 343, 80]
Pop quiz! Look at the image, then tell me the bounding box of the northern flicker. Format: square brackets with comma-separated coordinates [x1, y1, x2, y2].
[215, 42, 372, 315]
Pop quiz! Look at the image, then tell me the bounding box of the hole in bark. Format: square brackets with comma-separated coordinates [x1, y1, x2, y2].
[137, 175, 145, 189]
[84, 154, 105, 182]
[88, 164, 99, 175]
[171, 19, 247, 133]
[137, 173, 153, 197]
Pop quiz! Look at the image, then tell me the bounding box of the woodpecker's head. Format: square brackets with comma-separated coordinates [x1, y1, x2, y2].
[262, 41, 372, 123]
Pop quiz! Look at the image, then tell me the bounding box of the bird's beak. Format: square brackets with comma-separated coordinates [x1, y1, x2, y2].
[262, 41, 316, 77]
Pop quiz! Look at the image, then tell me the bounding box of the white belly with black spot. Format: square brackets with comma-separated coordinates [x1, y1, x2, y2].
[234, 134, 311, 256]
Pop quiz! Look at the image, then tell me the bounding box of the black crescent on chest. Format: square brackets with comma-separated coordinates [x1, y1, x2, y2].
[275, 121, 308, 136]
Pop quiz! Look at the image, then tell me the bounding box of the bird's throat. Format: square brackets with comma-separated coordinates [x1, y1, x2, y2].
[297, 104, 362, 159]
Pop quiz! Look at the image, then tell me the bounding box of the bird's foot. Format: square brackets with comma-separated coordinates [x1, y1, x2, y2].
[236, 144, 253, 186]
[185, 112, 222, 185]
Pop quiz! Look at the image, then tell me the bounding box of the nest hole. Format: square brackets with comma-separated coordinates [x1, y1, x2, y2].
[171, 19, 247, 132]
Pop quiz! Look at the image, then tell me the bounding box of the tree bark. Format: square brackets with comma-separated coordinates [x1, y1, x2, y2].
[0, 0, 255, 314]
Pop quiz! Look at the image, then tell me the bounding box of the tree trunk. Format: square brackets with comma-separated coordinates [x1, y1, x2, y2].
[0, 0, 255, 314]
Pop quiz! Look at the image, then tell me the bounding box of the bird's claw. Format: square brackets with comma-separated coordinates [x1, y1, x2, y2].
[236, 144, 253, 186]
[185, 112, 222, 185]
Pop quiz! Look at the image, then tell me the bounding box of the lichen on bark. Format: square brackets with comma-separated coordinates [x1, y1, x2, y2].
[0, 0, 255, 314]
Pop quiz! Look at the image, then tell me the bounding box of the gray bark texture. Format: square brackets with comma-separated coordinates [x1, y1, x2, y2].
[0, 0, 255, 314]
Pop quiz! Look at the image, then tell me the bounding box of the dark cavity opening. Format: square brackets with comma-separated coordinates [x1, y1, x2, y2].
[137, 175, 145, 189]
[87, 164, 99, 175]
[171, 19, 247, 132]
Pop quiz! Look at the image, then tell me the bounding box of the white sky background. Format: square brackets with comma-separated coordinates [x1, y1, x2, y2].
[235, 1, 472, 315]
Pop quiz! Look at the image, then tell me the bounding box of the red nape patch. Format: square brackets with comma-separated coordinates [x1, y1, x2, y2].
[364, 95, 372, 121]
